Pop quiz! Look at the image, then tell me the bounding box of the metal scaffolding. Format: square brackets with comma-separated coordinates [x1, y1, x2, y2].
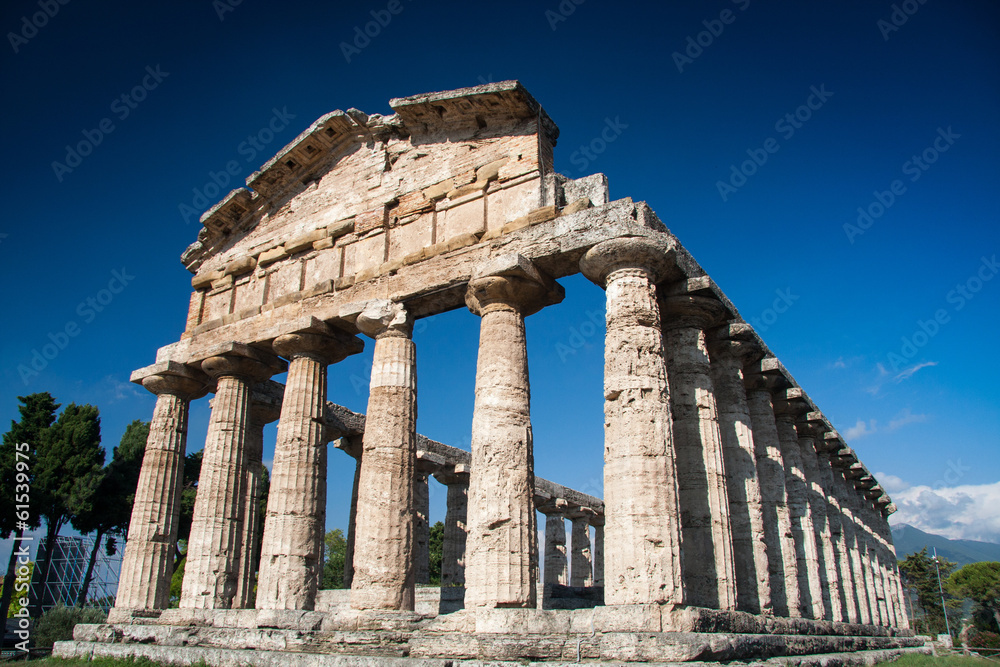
[30, 535, 122, 613]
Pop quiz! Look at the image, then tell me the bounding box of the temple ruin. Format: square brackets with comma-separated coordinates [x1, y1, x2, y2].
[55, 82, 922, 665]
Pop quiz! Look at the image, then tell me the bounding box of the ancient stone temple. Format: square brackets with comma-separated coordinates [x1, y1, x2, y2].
[56, 82, 923, 665]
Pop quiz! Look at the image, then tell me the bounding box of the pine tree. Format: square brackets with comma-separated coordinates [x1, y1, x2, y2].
[30, 403, 104, 617]
[0, 393, 59, 622]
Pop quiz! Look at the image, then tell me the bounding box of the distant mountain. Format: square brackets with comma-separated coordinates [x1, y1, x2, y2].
[891, 524, 1000, 566]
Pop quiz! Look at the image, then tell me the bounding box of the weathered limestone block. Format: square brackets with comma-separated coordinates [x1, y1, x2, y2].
[342, 442, 363, 589]
[464, 254, 562, 610]
[708, 332, 771, 615]
[115, 366, 206, 612]
[834, 463, 873, 626]
[744, 371, 800, 618]
[234, 396, 281, 609]
[829, 462, 863, 624]
[814, 444, 855, 624]
[570, 517, 594, 587]
[257, 330, 361, 611]
[772, 395, 825, 620]
[593, 523, 605, 587]
[350, 300, 419, 611]
[414, 472, 431, 585]
[543, 513, 568, 586]
[439, 472, 469, 587]
[661, 294, 737, 611]
[182, 350, 283, 609]
[580, 236, 683, 606]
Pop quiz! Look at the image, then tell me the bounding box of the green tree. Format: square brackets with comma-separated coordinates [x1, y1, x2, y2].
[0, 393, 58, 622]
[949, 561, 1000, 633]
[71, 420, 149, 606]
[898, 547, 961, 635]
[31, 403, 105, 617]
[0, 561, 33, 617]
[429, 521, 444, 585]
[321, 529, 347, 589]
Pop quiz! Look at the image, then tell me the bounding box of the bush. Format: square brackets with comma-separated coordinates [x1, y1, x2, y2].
[970, 629, 1000, 650]
[33, 603, 107, 649]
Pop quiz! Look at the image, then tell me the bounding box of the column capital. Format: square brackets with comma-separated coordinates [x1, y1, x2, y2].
[132, 361, 208, 400]
[192, 342, 286, 384]
[660, 294, 727, 331]
[356, 299, 413, 339]
[466, 254, 563, 317]
[273, 329, 362, 364]
[709, 337, 764, 366]
[579, 236, 678, 287]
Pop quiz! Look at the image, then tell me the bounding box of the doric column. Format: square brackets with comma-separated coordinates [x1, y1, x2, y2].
[593, 522, 605, 587]
[744, 363, 800, 618]
[661, 293, 736, 610]
[813, 437, 856, 624]
[234, 388, 281, 609]
[437, 469, 469, 587]
[542, 512, 568, 586]
[881, 502, 909, 628]
[580, 237, 683, 606]
[464, 255, 562, 609]
[830, 456, 866, 624]
[181, 347, 283, 609]
[795, 420, 840, 622]
[256, 329, 360, 611]
[350, 300, 419, 611]
[338, 436, 363, 589]
[570, 517, 594, 587]
[708, 326, 771, 614]
[772, 389, 825, 620]
[844, 465, 881, 625]
[115, 363, 206, 613]
[414, 472, 431, 585]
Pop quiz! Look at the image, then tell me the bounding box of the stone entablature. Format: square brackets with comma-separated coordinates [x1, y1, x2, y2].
[69, 82, 920, 666]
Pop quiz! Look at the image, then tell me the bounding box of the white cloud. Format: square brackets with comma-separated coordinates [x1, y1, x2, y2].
[843, 409, 928, 441]
[845, 419, 876, 440]
[894, 361, 938, 382]
[876, 472, 911, 494]
[888, 479, 1000, 543]
[832, 357, 847, 369]
[887, 408, 927, 431]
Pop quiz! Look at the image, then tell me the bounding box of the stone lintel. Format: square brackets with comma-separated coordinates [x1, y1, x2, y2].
[821, 431, 846, 453]
[432, 467, 469, 486]
[416, 449, 447, 474]
[708, 322, 755, 343]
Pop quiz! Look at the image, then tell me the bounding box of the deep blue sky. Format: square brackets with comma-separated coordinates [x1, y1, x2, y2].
[2, 0, 998, 545]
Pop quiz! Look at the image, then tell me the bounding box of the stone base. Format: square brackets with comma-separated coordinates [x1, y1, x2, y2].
[61, 604, 922, 664]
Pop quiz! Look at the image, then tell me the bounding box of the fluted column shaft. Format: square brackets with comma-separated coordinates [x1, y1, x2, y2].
[570, 518, 594, 587]
[182, 354, 271, 609]
[116, 374, 202, 611]
[441, 477, 468, 587]
[773, 409, 824, 619]
[745, 384, 799, 618]
[593, 525, 604, 587]
[257, 332, 349, 611]
[710, 341, 771, 614]
[414, 472, 431, 585]
[581, 238, 682, 606]
[234, 401, 277, 609]
[831, 466, 865, 624]
[817, 452, 858, 624]
[343, 447, 362, 588]
[797, 433, 838, 621]
[465, 275, 540, 609]
[543, 514, 568, 586]
[351, 305, 417, 610]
